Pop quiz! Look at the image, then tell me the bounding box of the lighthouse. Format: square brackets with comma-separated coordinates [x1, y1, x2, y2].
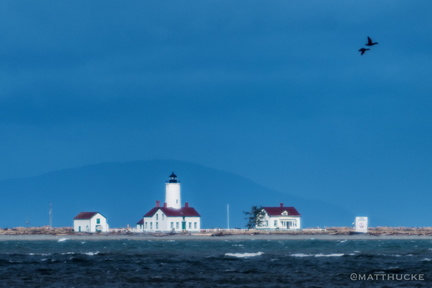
[165, 172, 181, 209]
[137, 172, 201, 233]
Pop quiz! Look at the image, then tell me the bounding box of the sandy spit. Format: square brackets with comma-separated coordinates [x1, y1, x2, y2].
[1, 233, 432, 241]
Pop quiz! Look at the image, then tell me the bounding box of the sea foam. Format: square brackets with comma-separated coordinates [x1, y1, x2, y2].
[291, 253, 344, 258]
[225, 252, 264, 258]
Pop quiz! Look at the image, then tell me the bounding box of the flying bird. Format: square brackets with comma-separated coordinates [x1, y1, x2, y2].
[359, 48, 370, 55]
[365, 36, 378, 46]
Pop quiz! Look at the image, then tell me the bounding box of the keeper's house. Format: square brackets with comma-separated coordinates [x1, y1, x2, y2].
[73, 212, 109, 233]
[136, 173, 201, 233]
[257, 203, 301, 230]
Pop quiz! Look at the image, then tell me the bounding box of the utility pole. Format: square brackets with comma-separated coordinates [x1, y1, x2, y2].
[227, 204, 230, 230]
[49, 202, 53, 229]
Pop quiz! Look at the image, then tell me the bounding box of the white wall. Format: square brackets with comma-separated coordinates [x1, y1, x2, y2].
[142, 212, 201, 233]
[74, 219, 91, 232]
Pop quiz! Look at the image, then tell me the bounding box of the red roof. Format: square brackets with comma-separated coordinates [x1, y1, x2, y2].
[74, 212, 101, 220]
[143, 206, 200, 218]
[262, 206, 300, 216]
[136, 218, 144, 225]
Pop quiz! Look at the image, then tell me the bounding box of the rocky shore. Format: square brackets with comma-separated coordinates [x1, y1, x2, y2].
[1, 226, 432, 240]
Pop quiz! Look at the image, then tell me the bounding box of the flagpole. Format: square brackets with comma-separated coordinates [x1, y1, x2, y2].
[227, 204, 230, 230]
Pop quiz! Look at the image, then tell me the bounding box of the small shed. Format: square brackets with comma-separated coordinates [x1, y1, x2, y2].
[73, 212, 109, 233]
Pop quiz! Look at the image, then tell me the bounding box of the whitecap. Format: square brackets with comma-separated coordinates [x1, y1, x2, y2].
[291, 253, 344, 258]
[422, 258, 431, 262]
[84, 251, 100, 256]
[225, 252, 264, 258]
[315, 253, 344, 257]
[57, 238, 68, 242]
[29, 253, 51, 256]
[291, 253, 312, 258]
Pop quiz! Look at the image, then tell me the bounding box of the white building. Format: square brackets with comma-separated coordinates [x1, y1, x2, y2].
[73, 212, 109, 233]
[355, 216, 368, 233]
[256, 203, 301, 230]
[136, 173, 201, 233]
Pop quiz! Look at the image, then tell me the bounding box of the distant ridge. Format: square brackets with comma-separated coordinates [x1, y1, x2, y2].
[0, 160, 353, 228]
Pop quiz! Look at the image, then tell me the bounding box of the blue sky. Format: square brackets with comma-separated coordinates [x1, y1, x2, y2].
[1, 1, 432, 225]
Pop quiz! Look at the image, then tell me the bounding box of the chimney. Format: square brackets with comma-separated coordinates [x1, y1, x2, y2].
[164, 202, 167, 208]
[185, 202, 189, 208]
[280, 203, 284, 207]
[156, 200, 160, 207]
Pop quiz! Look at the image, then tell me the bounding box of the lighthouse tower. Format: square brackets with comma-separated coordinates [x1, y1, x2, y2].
[165, 172, 181, 209]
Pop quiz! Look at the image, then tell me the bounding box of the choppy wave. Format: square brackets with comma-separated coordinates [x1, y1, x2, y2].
[225, 252, 264, 258]
[291, 253, 344, 257]
[1, 239, 432, 287]
[84, 251, 100, 256]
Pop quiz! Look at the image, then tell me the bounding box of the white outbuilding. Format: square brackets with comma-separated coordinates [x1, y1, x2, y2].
[354, 216, 368, 233]
[256, 203, 301, 230]
[136, 172, 201, 233]
[73, 212, 109, 233]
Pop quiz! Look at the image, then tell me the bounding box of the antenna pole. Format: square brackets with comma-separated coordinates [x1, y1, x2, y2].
[227, 204, 230, 230]
[49, 203, 53, 229]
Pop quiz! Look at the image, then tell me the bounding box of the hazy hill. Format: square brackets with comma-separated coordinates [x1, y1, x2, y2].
[0, 160, 353, 228]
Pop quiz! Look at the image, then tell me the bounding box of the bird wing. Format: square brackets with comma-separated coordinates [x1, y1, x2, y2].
[367, 36, 373, 44]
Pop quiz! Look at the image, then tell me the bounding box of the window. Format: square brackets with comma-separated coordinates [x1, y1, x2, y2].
[171, 222, 174, 229]
[156, 214, 158, 220]
[145, 222, 148, 229]
[150, 222, 153, 230]
[162, 214, 165, 220]
[176, 222, 179, 229]
[96, 218, 101, 224]
[188, 222, 192, 229]
[274, 220, 277, 227]
[194, 222, 197, 229]
[156, 222, 159, 229]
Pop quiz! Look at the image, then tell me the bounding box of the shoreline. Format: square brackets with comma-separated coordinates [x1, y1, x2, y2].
[2, 226, 432, 241]
[2, 233, 432, 241]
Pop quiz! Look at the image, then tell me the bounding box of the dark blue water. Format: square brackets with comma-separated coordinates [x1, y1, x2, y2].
[0, 238, 431, 287]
